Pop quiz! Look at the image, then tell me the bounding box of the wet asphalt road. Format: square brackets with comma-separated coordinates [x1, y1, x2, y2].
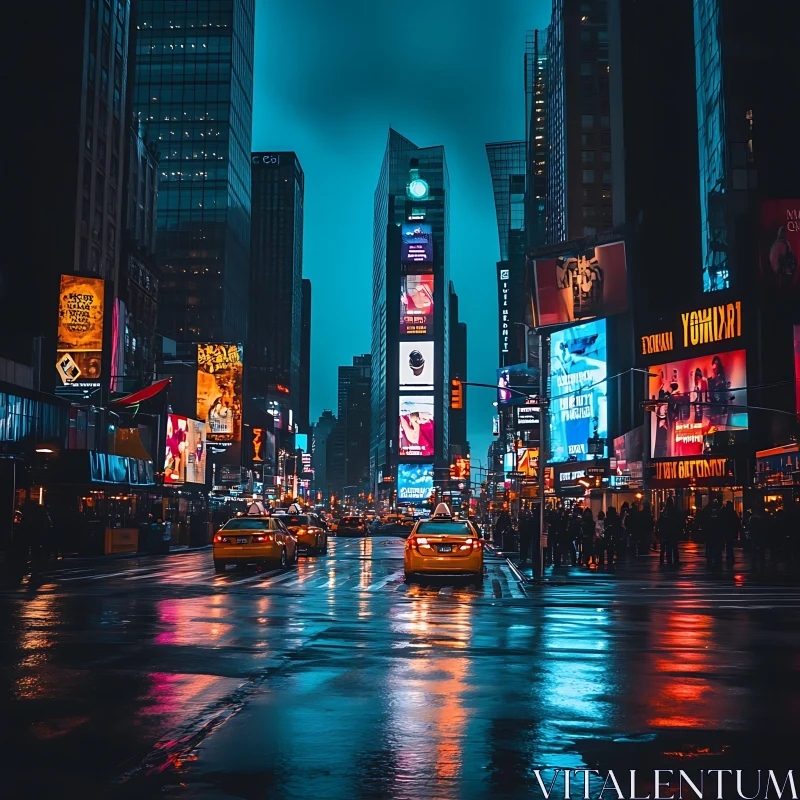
[1, 536, 799, 799]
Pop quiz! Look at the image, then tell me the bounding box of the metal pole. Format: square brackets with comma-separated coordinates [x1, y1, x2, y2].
[537, 333, 548, 579]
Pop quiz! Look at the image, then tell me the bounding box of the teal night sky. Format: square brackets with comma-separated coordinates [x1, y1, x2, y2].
[253, 0, 549, 464]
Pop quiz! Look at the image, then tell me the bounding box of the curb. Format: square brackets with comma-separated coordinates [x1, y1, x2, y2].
[59, 544, 212, 564]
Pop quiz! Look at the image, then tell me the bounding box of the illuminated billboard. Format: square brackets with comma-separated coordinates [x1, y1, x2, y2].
[401, 274, 434, 335]
[399, 341, 434, 391]
[399, 396, 434, 457]
[196, 344, 243, 443]
[164, 414, 207, 484]
[398, 463, 434, 503]
[648, 349, 748, 458]
[56, 275, 104, 386]
[549, 319, 608, 463]
[533, 241, 628, 328]
[759, 200, 800, 292]
[497, 363, 539, 406]
[401, 222, 433, 263]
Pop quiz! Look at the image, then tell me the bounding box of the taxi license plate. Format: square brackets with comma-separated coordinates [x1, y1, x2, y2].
[437, 545, 452, 553]
[236, 537, 248, 544]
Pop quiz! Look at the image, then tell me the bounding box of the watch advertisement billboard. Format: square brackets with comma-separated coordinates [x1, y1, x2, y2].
[399, 396, 434, 457]
[759, 200, 800, 292]
[56, 274, 105, 387]
[398, 463, 434, 503]
[497, 363, 539, 406]
[533, 241, 628, 328]
[649, 349, 748, 458]
[549, 319, 608, 463]
[197, 344, 243, 443]
[401, 274, 434, 335]
[164, 414, 207, 484]
[399, 341, 434, 391]
[401, 222, 433, 263]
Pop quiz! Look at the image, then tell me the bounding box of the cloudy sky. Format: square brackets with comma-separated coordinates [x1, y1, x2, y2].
[252, 0, 549, 463]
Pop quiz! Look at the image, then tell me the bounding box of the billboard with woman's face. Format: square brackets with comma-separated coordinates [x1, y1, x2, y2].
[196, 344, 243, 443]
[648, 349, 748, 458]
[398, 396, 434, 457]
[164, 414, 207, 484]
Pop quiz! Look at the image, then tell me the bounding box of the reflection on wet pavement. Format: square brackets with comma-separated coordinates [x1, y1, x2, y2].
[0, 536, 798, 798]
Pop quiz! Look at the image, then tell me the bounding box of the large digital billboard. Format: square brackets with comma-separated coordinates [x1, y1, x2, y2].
[533, 241, 628, 328]
[759, 200, 800, 292]
[164, 414, 207, 484]
[398, 463, 434, 503]
[399, 396, 434, 457]
[197, 344, 243, 443]
[401, 222, 433, 263]
[497, 363, 539, 406]
[56, 275, 104, 387]
[648, 349, 748, 458]
[399, 341, 434, 391]
[400, 274, 434, 335]
[549, 319, 607, 462]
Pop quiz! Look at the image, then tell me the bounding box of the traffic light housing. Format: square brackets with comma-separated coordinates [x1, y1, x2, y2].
[450, 378, 463, 410]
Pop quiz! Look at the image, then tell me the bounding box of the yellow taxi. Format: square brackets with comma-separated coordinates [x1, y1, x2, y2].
[281, 513, 328, 555]
[213, 516, 297, 573]
[404, 504, 484, 584]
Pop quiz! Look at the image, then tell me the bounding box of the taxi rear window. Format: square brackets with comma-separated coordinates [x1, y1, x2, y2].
[341, 517, 362, 524]
[223, 519, 269, 530]
[284, 516, 309, 526]
[417, 522, 471, 536]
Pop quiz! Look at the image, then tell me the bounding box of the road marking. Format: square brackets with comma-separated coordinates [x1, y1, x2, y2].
[124, 570, 174, 581]
[499, 566, 525, 599]
[357, 570, 405, 592]
[60, 566, 156, 582]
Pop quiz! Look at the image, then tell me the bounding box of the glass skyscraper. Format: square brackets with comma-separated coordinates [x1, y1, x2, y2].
[525, 29, 548, 252]
[371, 129, 450, 503]
[132, 0, 254, 345]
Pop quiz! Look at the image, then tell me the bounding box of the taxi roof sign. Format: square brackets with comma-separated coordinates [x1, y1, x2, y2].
[432, 503, 453, 519]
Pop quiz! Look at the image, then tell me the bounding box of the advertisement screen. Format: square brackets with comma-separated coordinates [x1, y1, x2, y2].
[197, 344, 243, 443]
[164, 414, 207, 484]
[649, 349, 748, 458]
[759, 200, 800, 292]
[534, 241, 628, 328]
[398, 463, 434, 503]
[497, 363, 539, 405]
[399, 396, 435, 457]
[401, 274, 434, 335]
[399, 341, 434, 391]
[517, 447, 538, 478]
[56, 275, 104, 387]
[549, 319, 608, 462]
[401, 222, 433, 263]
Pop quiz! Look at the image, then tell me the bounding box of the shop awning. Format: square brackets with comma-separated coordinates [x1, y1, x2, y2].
[109, 378, 171, 406]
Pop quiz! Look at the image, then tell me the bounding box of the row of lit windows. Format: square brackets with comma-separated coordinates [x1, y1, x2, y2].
[137, 36, 233, 53]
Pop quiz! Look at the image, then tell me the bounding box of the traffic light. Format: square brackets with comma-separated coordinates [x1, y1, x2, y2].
[450, 378, 463, 409]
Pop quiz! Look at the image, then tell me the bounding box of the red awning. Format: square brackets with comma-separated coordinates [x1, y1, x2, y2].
[109, 378, 172, 406]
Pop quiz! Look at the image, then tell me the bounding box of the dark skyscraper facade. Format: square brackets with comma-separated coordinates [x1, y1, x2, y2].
[545, 0, 621, 244]
[372, 129, 451, 505]
[340, 356, 372, 498]
[248, 152, 304, 439]
[448, 283, 468, 458]
[525, 29, 549, 252]
[131, 0, 254, 345]
[299, 278, 312, 433]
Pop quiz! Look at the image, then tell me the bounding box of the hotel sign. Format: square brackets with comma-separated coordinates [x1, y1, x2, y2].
[640, 300, 743, 358]
[649, 457, 735, 488]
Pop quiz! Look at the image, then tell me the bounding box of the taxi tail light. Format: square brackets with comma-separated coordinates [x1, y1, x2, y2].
[253, 534, 274, 543]
[408, 536, 428, 549]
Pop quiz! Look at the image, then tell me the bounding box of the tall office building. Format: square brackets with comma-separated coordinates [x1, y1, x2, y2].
[448, 284, 468, 458]
[311, 409, 337, 502]
[248, 152, 305, 443]
[525, 29, 549, 252]
[338, 355, 372, 417]
[371, 129, 451, 506]
[131, 0, 254, 345]
[486, 142, 527, 367]
[336, 356, 372, 498]
[545, 0, 622, 244]
[3, 0, 132, 391]
[299, 278, 312, 433]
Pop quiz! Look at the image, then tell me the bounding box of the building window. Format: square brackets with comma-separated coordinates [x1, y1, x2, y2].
[581, 150, 595, 164]
[581, 29, 592, 43]
[582, 207, 595, 219]
[602, 150, 612, 164]
[580, 62, 594, 76]
[583, 226, 597, 237]
[602, 170, 613, 185]
[582, 169, 595, 184]
[581, 114, 594, 131]
[600, 115, 610, 130]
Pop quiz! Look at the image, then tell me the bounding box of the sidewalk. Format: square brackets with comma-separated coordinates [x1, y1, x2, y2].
[506, 541, 800, 586]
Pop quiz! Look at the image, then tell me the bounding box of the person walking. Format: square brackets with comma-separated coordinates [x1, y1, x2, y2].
[494, 509, 511, 547]
[581, 507, 595, 566]
[604, 507, 621, 567]
[721, 500, 740, 564]
[659, 497, 681, 566]
[618, 502, 631, 559]
[518, 507, 533, 565]
[701, 496, 723, 567]
[594, 510, 606, 566]
[748, 507, 766, 569]
[567, 508, 583, 566]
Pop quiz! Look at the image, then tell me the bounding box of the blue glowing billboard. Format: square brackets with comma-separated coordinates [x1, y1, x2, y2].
[549, 319, 607, 463]
[398, 463, 434, 503]
[401, 223, 433, 263]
